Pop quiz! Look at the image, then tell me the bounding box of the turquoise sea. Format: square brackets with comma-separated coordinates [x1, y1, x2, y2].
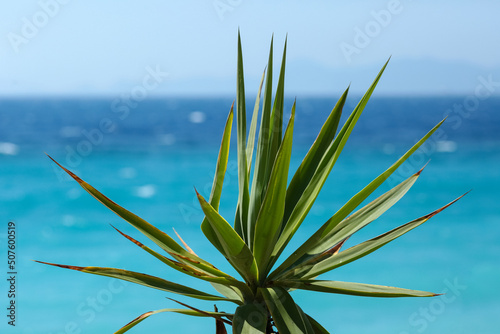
[1, 96, 499, 333]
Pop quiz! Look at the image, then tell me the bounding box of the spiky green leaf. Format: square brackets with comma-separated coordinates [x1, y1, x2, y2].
[111, 225, 247, 300]
[275, 167, 424, 280]
[36, 261, 231, 302]
[283, 87, 348, 225]
[272, 116, 445, 277]
[235, 30, 251, 243]
[202, 107, 234, 254]
[247, 37, 274, 244]
[300, 194, 467, 279]
[268, 61, 389, 275]
[267, 37, 287, 173]
[253, 104, 295, 280]
[196, 190, 258, 284]
[246, 70, 265, 175]
[266, 88, 348, 275]
[47, 155, 230, 279]
[279, 280, 438, 298]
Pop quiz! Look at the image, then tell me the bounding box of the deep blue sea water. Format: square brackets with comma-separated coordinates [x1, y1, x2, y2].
[1, 96, 499, 333]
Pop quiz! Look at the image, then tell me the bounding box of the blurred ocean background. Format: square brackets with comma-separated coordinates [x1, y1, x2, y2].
[1, 95, 499, 334]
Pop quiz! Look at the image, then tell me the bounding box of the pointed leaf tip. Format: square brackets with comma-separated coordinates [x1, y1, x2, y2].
[46, 154, 83, 183]
[35, 260, 85, 272]
[173, 228, 197, 256]
[424, 192, 468, 220]
[415, 161, 431, 176]
[111, 225, 145, 247]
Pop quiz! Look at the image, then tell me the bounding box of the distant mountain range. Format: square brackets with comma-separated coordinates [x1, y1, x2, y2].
[161, 58, 500, 97]
[2, 59, 498, 98]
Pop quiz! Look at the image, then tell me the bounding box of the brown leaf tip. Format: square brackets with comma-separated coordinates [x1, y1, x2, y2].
[111, 225, 144, 247]
[424, 191, 469, 220]
[46, 154, 84, 183]
[415, 160, 431, 176]
[35, 260, 85, 271]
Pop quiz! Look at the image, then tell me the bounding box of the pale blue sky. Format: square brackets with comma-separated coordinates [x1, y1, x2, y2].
[1, 1, 499, 96]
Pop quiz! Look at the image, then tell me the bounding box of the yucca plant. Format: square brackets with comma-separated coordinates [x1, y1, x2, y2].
[39, 33, 465, 334]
